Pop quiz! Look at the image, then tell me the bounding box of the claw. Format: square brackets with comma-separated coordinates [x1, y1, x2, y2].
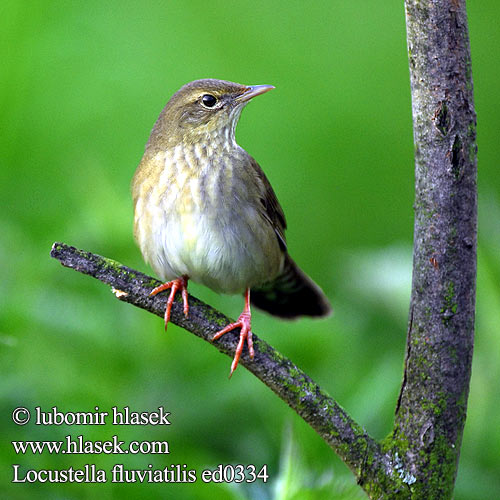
[212, 288, 253, 377]
[150, 276, 189, 330]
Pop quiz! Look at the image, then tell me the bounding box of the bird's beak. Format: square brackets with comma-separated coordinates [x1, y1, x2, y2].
[236, 84, 275, 103]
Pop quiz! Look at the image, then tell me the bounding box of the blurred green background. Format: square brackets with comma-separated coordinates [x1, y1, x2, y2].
[1, 1, 499, 498]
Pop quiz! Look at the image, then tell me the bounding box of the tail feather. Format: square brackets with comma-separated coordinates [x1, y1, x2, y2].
[251, 255, 331, 319]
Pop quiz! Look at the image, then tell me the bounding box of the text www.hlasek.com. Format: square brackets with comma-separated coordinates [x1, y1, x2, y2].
[12, 435, 169, 455]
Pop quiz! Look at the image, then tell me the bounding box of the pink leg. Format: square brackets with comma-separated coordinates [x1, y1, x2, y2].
[150, 276, 189, 330]
[212, 288, 254, 377]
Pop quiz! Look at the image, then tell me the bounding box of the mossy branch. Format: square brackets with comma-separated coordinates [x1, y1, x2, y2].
[50, 242, 392, 490]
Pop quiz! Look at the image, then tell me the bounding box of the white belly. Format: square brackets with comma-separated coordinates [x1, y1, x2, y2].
[135, 192, 283, 294]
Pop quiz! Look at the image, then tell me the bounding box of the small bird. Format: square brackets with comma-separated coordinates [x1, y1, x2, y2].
[132, 79, 331, 376]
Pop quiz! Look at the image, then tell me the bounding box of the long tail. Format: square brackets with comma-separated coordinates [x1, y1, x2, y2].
[250, 255, 331, 319]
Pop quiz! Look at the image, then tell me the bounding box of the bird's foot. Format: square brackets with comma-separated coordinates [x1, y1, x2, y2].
[150, 276, 189, 330]
[212, 289, 253, 377]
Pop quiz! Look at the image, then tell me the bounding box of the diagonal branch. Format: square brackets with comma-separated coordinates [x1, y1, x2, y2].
[50, 242, 392, 491]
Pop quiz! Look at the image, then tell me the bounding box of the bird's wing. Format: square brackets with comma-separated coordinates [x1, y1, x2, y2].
[250, 156, 287, 252]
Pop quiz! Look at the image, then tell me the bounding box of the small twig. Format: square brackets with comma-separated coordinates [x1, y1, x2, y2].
[50, 241, 392, 491]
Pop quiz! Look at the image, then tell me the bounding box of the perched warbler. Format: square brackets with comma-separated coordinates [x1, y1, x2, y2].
[132, 79, 330, 376]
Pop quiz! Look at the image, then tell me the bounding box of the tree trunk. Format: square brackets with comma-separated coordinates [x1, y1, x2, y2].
[392, 0, 477, 497]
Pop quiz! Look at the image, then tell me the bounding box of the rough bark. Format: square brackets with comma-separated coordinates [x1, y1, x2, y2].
[392, 0, 477, 498]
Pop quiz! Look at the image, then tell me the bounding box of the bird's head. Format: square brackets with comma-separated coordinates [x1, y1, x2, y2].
[147, 79, 274, 149]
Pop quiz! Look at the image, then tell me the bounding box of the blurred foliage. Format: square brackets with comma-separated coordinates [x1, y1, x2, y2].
[1, 1, 499, 498]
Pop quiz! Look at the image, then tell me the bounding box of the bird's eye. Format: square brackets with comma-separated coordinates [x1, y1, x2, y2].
[201, 94, 218, 108]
